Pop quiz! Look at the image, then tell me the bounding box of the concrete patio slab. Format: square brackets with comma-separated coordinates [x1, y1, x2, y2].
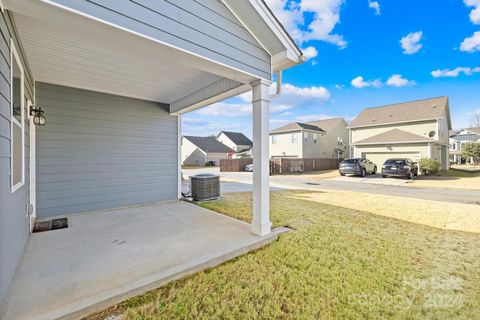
[0, 201, 279, 320]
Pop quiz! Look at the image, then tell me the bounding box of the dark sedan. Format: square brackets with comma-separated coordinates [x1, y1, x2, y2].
[382, 158, 418, 179]
[339, 158, 377, 177]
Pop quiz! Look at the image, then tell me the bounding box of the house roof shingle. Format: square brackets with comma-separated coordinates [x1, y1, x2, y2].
[351, 96, 450, 128]
[354, 129, 435, 145]
[219, 131, 252, 146]
[270, 122, 326, 134]
[305, 118, 345, 132]
[183, 136, 233, 153]
[465, 127, 480, 135]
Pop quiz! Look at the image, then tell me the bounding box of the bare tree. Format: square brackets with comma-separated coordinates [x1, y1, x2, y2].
[471, 111, 480, 128]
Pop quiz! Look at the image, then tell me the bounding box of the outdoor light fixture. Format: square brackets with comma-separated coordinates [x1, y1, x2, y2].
[29, 106, 46, 126]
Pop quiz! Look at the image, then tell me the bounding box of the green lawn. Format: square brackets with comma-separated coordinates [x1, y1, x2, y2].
[90, 191, 480, 320]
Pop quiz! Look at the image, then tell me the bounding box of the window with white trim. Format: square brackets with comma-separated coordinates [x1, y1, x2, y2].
[271, 135, 278, 145]
[304, 132, 308, 143]
[11, 41, 24, 192]
[313, 133, 318, 143]
[291, 133, 298, 144]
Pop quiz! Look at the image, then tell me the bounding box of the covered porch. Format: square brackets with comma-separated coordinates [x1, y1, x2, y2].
[0, 1, 302, 318]
[1, 201, 281, 320]
[2, 0, 304, 236]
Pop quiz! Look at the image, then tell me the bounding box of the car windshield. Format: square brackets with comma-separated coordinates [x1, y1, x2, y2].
[385, 159, 406, 165]
[343, 159, 359, 164]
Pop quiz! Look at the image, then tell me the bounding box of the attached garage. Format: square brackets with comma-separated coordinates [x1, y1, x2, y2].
[361, 152, 421, 167]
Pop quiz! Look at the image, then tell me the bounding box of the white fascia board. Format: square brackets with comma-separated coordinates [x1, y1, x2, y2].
[170, 79, 251, 115]
[222, 0, 303, 72]
[348, 118, 439, 129]
[353, 140, 435, 146]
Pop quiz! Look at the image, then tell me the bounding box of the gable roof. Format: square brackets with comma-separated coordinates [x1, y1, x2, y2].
[465, 128, 480, 135]
[223, 0, 304, 72]
[354, 129, 435, 145]
[219, 131, 253, 146]
[183, 136, 234, 153]
[305, 118, 345, 133]
[270, 122, 326, 134]
[351, 97, 451, 129]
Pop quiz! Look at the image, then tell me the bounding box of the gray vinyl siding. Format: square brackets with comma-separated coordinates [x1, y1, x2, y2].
[49, 0, 271, 80]
[0, 11, 33, 305]
[36, 83, 179, 217]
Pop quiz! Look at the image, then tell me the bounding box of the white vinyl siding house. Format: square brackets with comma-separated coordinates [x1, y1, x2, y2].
[216, 131, 253, 153]
[449, 128, 480, 163]
[0, 0, 303, 311]
[269, 118, 348, 158]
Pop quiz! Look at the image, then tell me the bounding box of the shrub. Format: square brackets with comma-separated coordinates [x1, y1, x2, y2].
[418, 157, 440, 175]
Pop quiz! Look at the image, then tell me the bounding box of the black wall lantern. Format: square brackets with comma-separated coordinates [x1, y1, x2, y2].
[29, 106, 46, 126]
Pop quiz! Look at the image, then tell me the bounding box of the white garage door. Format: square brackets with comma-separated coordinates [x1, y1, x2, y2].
[361, 152, 421, 167]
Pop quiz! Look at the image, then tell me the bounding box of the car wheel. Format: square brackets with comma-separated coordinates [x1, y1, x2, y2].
[372, 166, 377, 174]
[407, 172, 413, 179]
[361, 168, 366, 177]
[340, 173, 345, 176]
[414, 170, 418, 176]
[382, 174, 387, 178]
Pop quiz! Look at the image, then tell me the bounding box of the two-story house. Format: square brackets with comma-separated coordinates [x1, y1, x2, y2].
[216, 131, 253, 153]
[350, 97, 451, 170]
[450, 128, 480, 163]
[269, 118, 349, 158]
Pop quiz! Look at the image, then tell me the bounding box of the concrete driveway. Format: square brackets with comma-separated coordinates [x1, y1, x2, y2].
[329, 173, 409, 186]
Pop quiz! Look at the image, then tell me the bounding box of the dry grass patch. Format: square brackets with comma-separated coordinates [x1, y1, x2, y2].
[409, 169, 480, 191]
[291, 190, 480, 233]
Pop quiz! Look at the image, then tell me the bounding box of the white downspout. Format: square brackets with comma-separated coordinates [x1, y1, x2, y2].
[269, 71, 282, 99]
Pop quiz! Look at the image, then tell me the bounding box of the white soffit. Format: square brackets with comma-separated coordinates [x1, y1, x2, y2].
[9, 2, 258, 104]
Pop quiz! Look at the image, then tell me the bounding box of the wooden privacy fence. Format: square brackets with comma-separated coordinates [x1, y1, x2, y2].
[270, 158, 342, 174]
[220, 158, 253, 172]
[221, 158, 343, 174]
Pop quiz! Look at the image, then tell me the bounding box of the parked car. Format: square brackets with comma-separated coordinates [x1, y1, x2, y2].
[245, 164, 253, 172]
[339, 158, 377, 177]
[382, 158, 418, 179]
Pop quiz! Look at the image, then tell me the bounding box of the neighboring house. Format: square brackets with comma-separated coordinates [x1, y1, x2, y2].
[0, 0, 303, 310]
[269, 118, 349, 158]
[350, 96, 451, 170]
[182, 136, 233, 166]
[449, 128, 480, 163]
[216, 131, 253, 153]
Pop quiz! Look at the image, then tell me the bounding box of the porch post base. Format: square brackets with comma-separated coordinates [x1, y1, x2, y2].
[251, 221, 272, 236]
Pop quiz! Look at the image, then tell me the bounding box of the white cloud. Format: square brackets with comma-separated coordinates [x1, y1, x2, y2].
[302, 46, 318, 59]
[197, 83, 331, 118]
[386, 74, 416, 87]
[368, 0, 381, 15]
[460, 31, 480, 52]
[431, 67, 480, 78]
[464, 0, 480, 24]
[400, 31, 423, 55]
[351, 76, 382, 88]
[265, 0, 347, 48]
[295, 113, 342, 122]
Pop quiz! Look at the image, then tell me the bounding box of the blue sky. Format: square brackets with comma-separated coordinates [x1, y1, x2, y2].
[183, 0, 480, 138]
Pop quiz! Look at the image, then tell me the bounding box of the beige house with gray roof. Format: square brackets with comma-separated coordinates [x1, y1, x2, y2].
[350, 96, 451, 170]
[270, 118, 348, 158]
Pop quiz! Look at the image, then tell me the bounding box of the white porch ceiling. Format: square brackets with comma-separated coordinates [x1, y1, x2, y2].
[9, 2, 256, 105]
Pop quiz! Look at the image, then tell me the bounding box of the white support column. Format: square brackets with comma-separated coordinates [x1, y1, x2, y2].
[177, 115, 182, 199]
[251, 79, 272, 236]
